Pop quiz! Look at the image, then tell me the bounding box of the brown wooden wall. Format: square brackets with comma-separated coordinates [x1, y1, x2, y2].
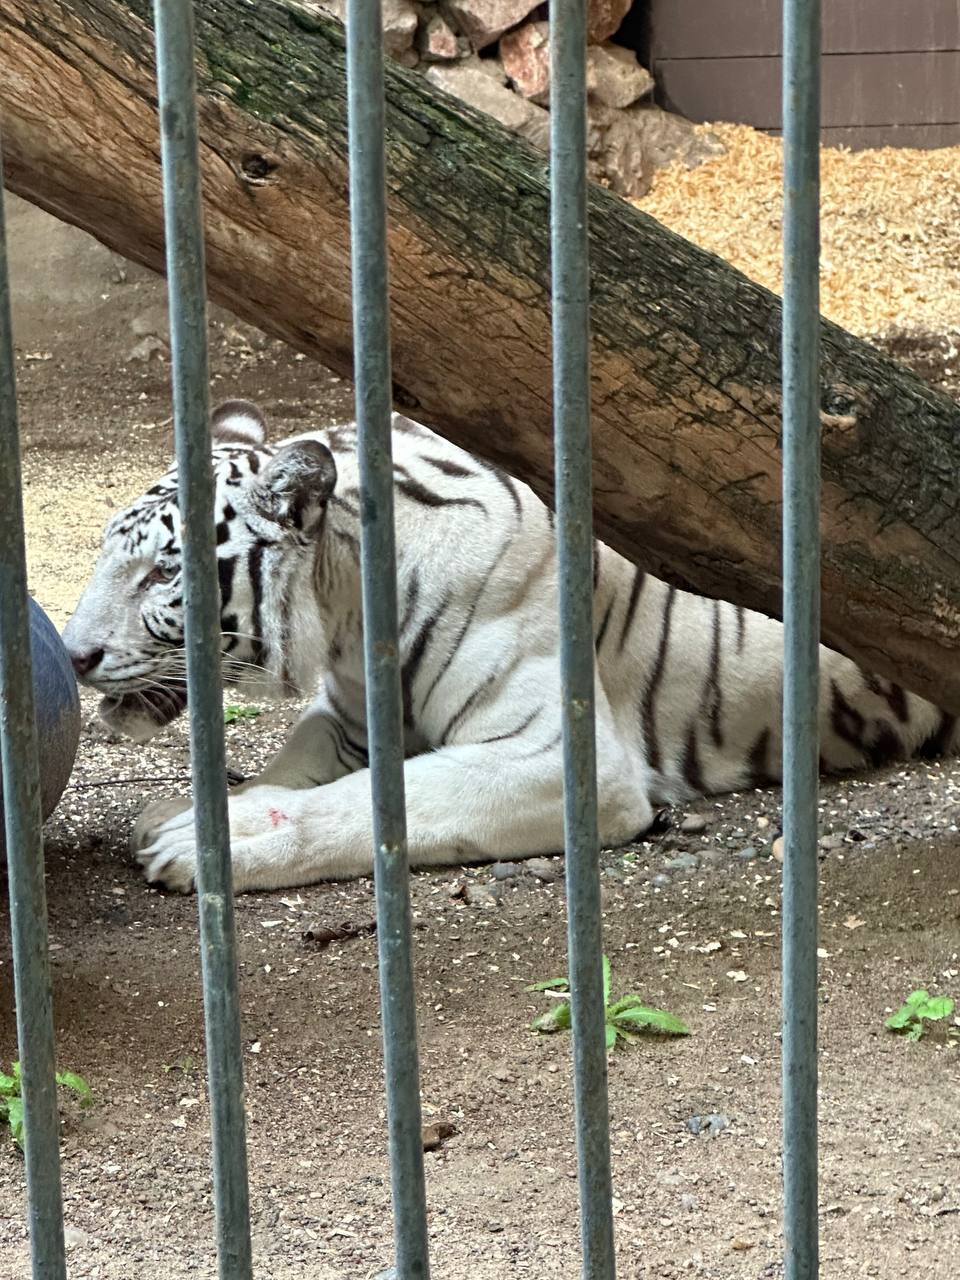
[647, 0, 960, 148]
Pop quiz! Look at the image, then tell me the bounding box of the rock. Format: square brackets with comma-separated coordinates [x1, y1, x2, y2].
[126, 335, 166, 362]
[63, 1226, 90, 1250]
[735, 846, 758, 861]
[442, 0, 541, 50]
[525, 856, 562, 883]
[500, 20, 551, 105]
[490, 860, 523, 880]
[651, 872, 671, 888]
[589, 102, 723, 197]
[421, 1119, 457, 1150]
[300, 916, 377, 946]
[314, 0, 417, 56]
[587, 105, 648, 197]
[396, 47, 420, 69]
[586, 45, 654, 110]
[622, 102, 725, 174]
[705, 1112, 730, 1136]
[681, 1192, 699, 1211]
[383, 0, 419, 55]
[819, 832, 845, 851]
[459, 52, 510, 84]
[588, 0, 632, 43]
[418, 14, 460, 62]
[771, 835, 785, 864]
[222, 320, 270, 350]
[679, 814, 708, 835]
[426, 63, 550, 150]
[665, 852, 699, 873]
[464, 881, 502, 907]
[686, 1111, 730, 1138]
[697, 848, 725, 867]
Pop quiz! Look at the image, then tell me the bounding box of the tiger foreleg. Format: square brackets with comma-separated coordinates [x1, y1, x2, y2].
[134, 734, 652, 893]
[130, 688, 366, 864]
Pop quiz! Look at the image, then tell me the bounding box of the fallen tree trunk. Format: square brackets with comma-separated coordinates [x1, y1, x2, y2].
[2, 0, 960, 709]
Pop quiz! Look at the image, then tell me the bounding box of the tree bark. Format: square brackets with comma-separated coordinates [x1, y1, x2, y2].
[2, 0, 960, 709]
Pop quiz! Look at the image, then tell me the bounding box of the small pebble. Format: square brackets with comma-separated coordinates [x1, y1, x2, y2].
[665, 852, 700, 873]
[735, 846, 758, 861]
[651, 873, 671, 888]
[526, 857, 561, 883]
[772, 836, 784, 863]
[421, 1120, 457, 1151]
[687, 1112, 731, 1137]
[819, 833, 845, 851]
[464, 882, 502, 908]
[698, 849, 725, 867]
[680, 814, 708, 834]
[490, 861, 522, 881]
[681, 1193, 699, 1212]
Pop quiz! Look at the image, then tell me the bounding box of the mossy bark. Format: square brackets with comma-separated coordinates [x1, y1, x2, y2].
[2, 0, 960, 707]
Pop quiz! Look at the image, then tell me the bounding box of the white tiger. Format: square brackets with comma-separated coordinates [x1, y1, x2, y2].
[62, 400, 958, 893]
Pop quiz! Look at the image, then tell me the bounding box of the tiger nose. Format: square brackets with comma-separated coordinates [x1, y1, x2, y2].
[70, 647, 104, 678]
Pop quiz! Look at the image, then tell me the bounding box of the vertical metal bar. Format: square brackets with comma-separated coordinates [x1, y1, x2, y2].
[344, 3, 430, 1277]
[550, 5, 616, 1278]
[0, 145, 68, 1280]
[781, 1, 821, 1277]
[152, 4, 253, 1276]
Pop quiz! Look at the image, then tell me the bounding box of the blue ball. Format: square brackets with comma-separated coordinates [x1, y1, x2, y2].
[1, 598, 81, 843]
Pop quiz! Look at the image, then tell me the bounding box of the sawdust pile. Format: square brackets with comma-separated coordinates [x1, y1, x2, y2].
[632, 122, 960, 339]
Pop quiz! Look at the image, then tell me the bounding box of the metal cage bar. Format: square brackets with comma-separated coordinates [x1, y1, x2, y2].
[549, 4, 617, 1277]
[152, 2, 254, 1275]
[0, 145, 69, 1280]
[780, 1, 822, 1276]
[344, 2, 431, 1276]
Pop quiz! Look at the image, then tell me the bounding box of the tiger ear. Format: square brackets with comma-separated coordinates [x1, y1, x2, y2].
[252, 440, 337, 535]
[211, 399, 267, 447]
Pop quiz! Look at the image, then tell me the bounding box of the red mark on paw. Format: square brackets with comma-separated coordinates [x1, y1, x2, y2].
[268, 806, 290, 828]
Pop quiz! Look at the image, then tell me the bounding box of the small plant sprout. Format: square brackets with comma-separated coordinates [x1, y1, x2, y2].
[529, 955, 690, 1050]
[0, 1062, 93, 1147]
[223, 704, 261, 724]
[885, 990, 958, 1043]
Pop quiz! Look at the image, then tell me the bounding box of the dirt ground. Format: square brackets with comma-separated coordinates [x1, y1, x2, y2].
[1, 200, 959, 1280]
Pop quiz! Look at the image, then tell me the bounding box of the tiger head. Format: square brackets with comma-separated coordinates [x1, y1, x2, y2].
[62, 400, 338, 741]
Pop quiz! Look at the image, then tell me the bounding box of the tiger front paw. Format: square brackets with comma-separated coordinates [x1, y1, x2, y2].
[134, 786, 307, 894]
[131, 795, 193, 856]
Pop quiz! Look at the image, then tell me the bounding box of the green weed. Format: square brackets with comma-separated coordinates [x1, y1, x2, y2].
[529, 956, 690, 1050]
[885, 990, 958, 1043]
[0, 1062, 92, 1147]
[224, 705, 261, 724]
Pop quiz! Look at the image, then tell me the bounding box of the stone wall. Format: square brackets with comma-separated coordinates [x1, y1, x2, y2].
[316, 0, 722, 196]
